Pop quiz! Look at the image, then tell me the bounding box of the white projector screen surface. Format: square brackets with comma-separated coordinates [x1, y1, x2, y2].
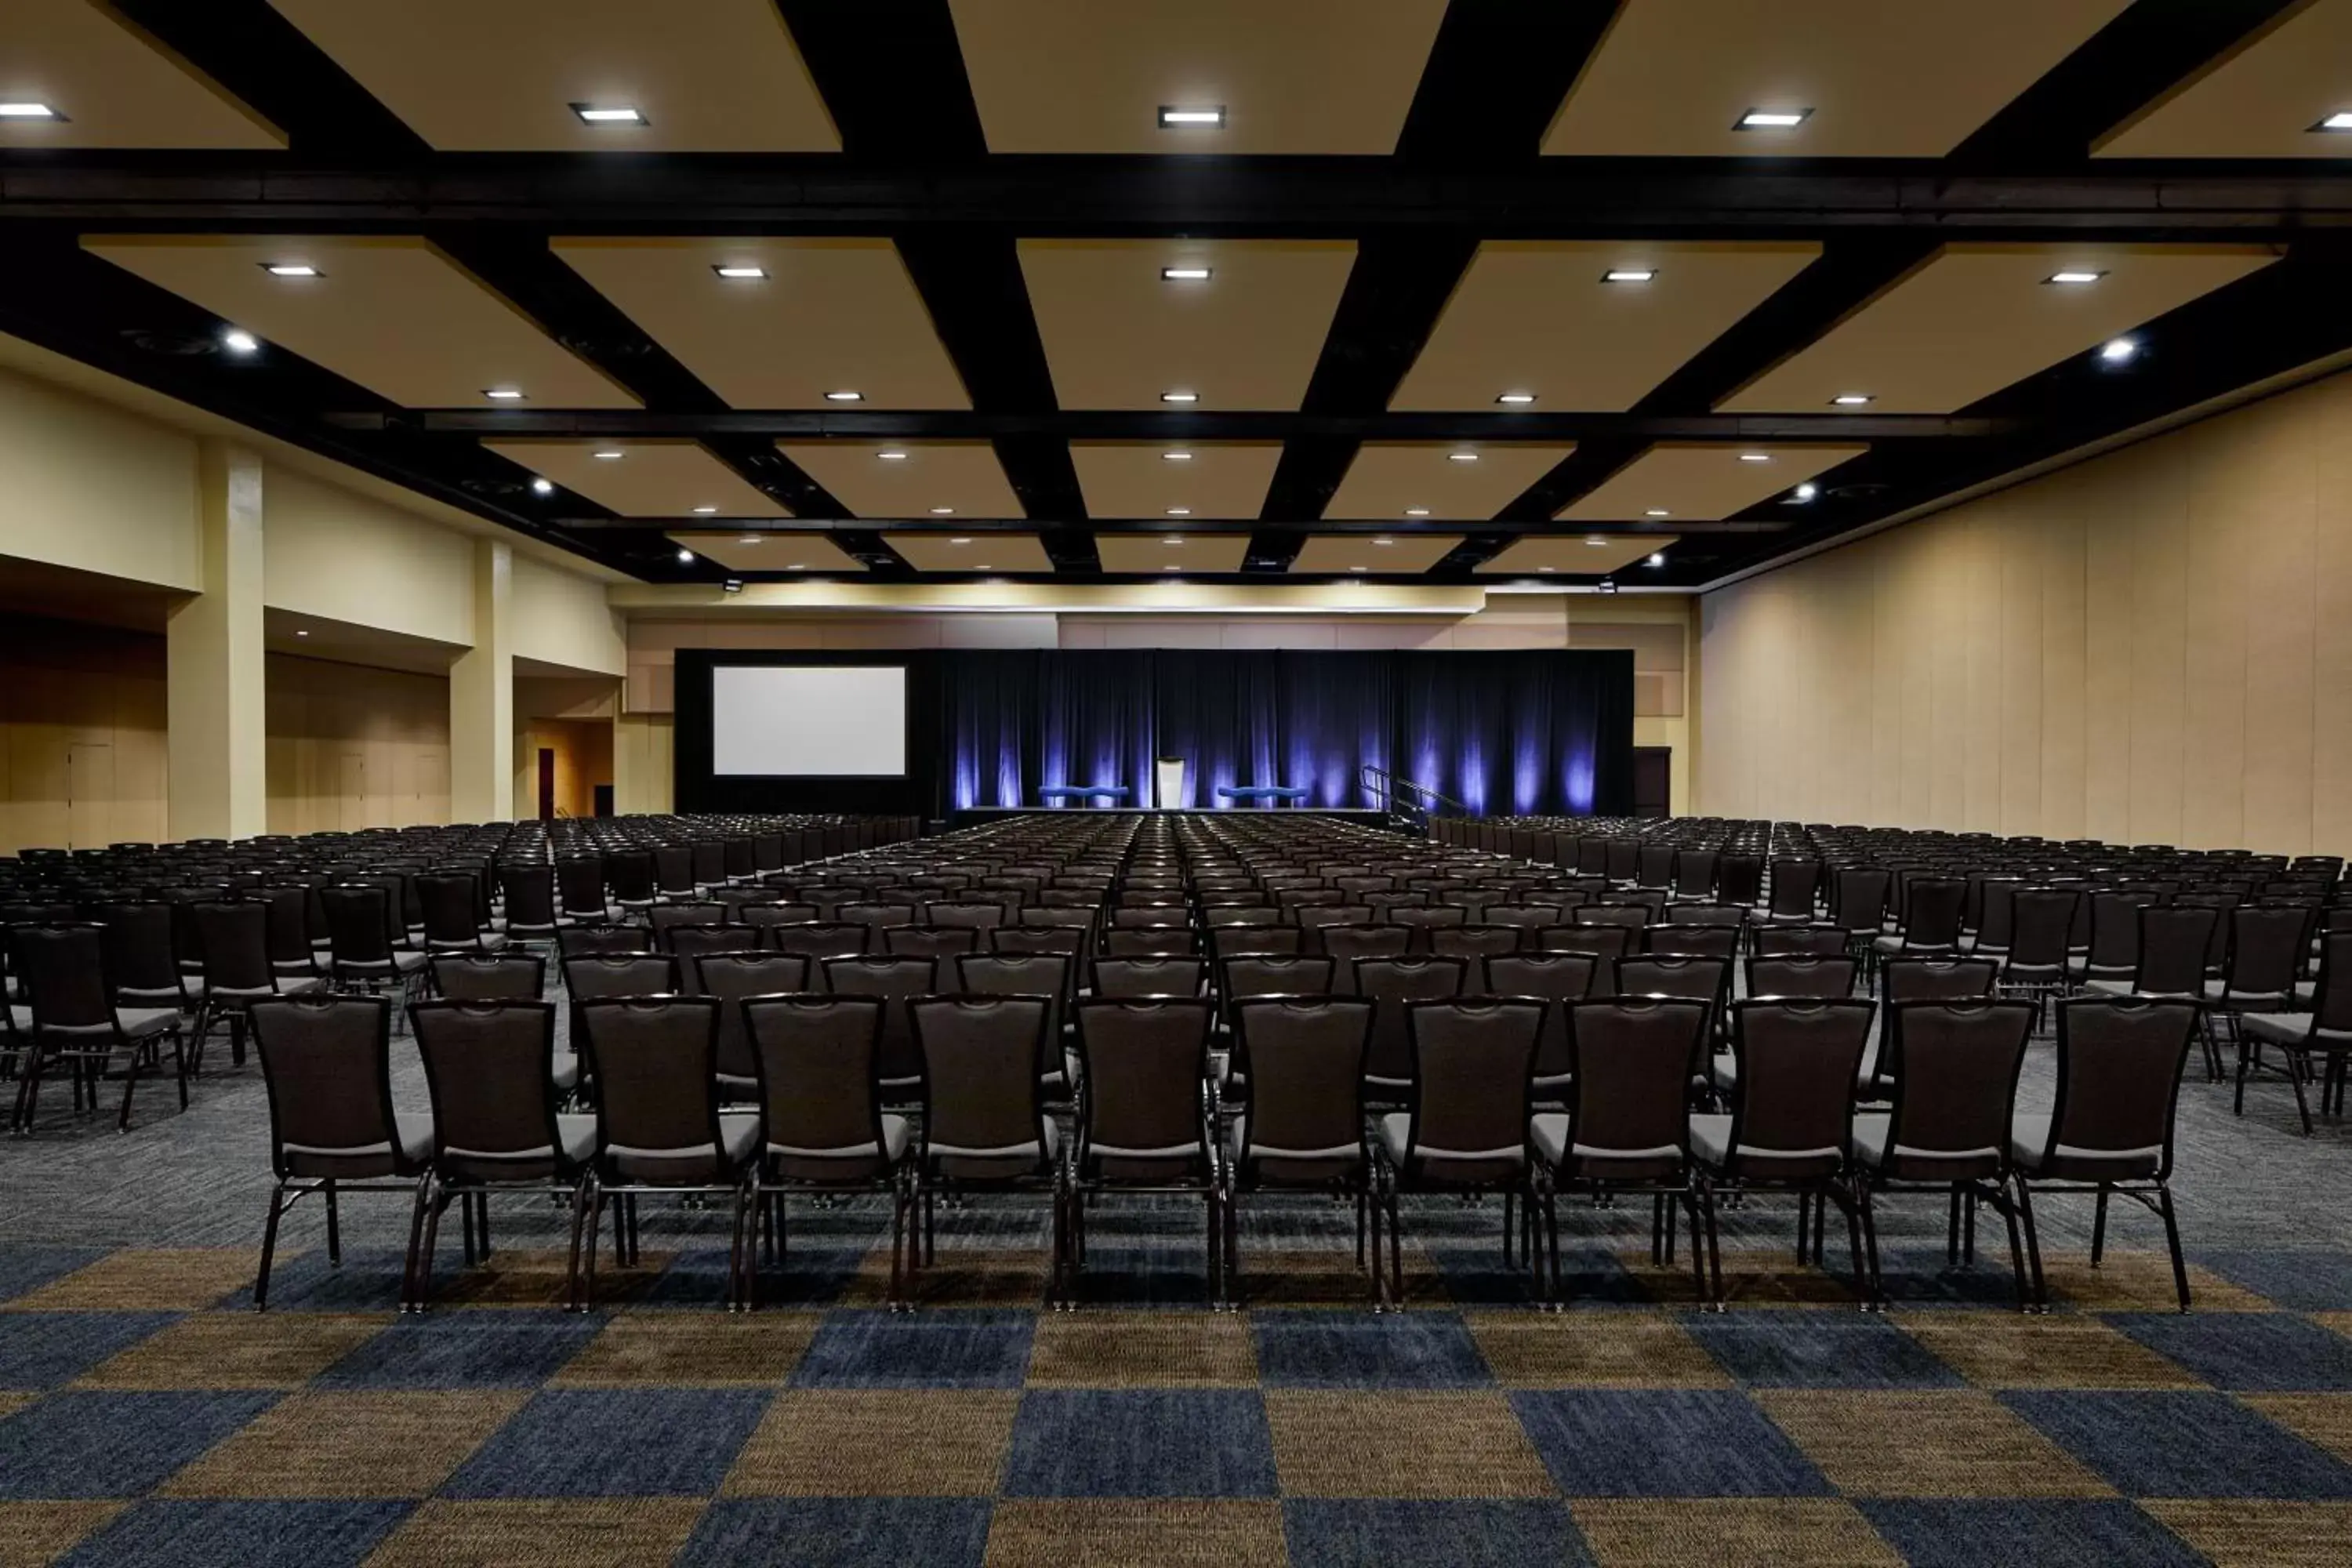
[710, 666, 908, 776]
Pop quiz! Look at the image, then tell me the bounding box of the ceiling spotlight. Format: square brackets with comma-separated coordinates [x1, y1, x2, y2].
[1737, 452, 1772, 463]
[1792, 481, 1820, 502]
[1403, 506, 1431, 518]
[1348, 564, 1368, 573]
[0, 103, 63, 120]
[1373, 536, 1394, 546]
[592, 448, 623, 460]
[949, 536, 972, 545]
[1163, 564, 1182, 572]
[263, 263, 321, 278]
[220, 329, 259, 355]
[824, 390, 863, 402]
[930, 506, 955, 515]
[1161, 267, 1213, 281]
[1537, 565, 1556, 573]
[738, 535, 762, 546]
[712, 264, 768, 280]
[1160, 390, 1199, 404]
[1646, 553, 1666, 568]
[676, 547, 695, 564]
[483, 387, 525, 401]
[1447, 452, 1479, 463]
[691, 505, 719, 514]
[1584, 535, 1609, 547]
[2100, 336, 2140, 364]
[1736, 108, 1812, 130]
[1158, 106, 1226, 129]
[2314, 111, 2352, 132]
[1495, 391, 1537, 405]
[1597, 578, 1619, 594]
[1831, 393, 1873, 406]
[877, 450, 909, 462]
[1163, 536, 1185, 546]
[1602, 268, 1657, 284]
[973, 564, 993, 571]
[530, 477, 554, 495]
[1644, 507, 1670, 517]
[2045, 270, 2107, 285]
[723, 579, 742, 593]
[294, 629, 309, 637]
[786, 563, 806, 571]
[572, 103, 646, 124]
[1161, 451, 1194, 462]
[1165, 507, 1192, 517]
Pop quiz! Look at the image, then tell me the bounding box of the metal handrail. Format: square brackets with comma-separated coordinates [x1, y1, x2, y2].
[1360, 764, 1467, 818]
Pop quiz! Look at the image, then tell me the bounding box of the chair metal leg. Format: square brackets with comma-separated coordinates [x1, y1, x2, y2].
[2090, 1185, 2110, 1266]
[254, 1185, 288, 1312]
[401, 1172, 434, 1312]
[2288, 1047, 2315, 1136]
[579, 1181, 604, 1312]
[325, 1178, 342, 1265]
[2010, 1175, 2048, 1312]
[562, 1175, 590, 1314]
[415, 1180, 448, 1313]
[2157, 1181, 2192, 1314]
[1852, 1179, 1886, 1310]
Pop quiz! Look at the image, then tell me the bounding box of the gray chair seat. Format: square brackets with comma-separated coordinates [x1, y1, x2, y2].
[115, 1007, 181, 1038]
[1690, 1111, 1847, 1178]
[556, 1112, 598, 1164]
[2009, 1111, 2159, 1181]
[554, 1051, 582, 1092]
[1689, 1112, 1734, 1166]
[1225, 1118, 1360, 1182]
[1711, 1043, 1878, 1095]
[1873, 935, 1955, 956]
[767, 1112, 913, 1174]
[2295, 980, 2319, 1005]
[214, 976, 328, 1002]
[118, 985, 188, 1009]
[1377, 1112, 1526, 1172]
[2241, 1013, 2352, 1049]
[2204, 980, 2287, 1009]
[1849, 1111, 2002, 1181]
[7, 1004, 29, 1033]
[1527, 1111, 1683, 1182]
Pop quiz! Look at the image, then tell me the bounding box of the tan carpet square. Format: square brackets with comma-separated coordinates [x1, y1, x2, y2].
[982, 1499, 1286, 1568]
[430, 1247, 671, 1309]
[1027, 1313, 1256, 1387]
[551, 1312, 818, 1387]
[2314, 1312, 2352, 1345]
[1616, 1249, 1861, 1309]
[0, 1502, 124, 1568]
[723, 1389, 1017, 1496]
[0, 1393, 35, 1421]
[1468, 1310, 1732, 1388]
[2032, 1254, 2270, 1312]
[1265, 1390, 1555, 1497]
[1571, 1498, 1903, 1567]
[1897, 1312, 2205, 1389]
[1229, 1247, 1431, 1310]
[77, 1313, 390, 1389]
[8, 1250, 264, 1312]
[2141, 1500, 2352, 1567]
[161, 1391, 527, 1498]
[361, 1499, 706, 1568]
[866, 1247, 1057, 1308]
[2242, 1394, 2352, 1467]
[1756, 1390, 2113, 1497]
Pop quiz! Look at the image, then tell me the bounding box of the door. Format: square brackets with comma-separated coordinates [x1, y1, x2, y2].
[537, 747, 557, 820]
[66, 742, 111, 849]
[1631, 746, 1672, 819]
[336, 750, 367, 831]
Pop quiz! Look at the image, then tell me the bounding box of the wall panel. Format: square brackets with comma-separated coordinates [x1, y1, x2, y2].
[0, 617, 169, 855]
[264, 654, 451, 834]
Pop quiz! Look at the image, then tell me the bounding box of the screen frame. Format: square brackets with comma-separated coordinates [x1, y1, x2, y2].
[673, 648, 942, 817]
[708, 662, 911, 779]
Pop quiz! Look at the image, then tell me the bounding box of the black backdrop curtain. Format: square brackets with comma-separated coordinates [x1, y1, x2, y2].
[941, 649, 1631, 816]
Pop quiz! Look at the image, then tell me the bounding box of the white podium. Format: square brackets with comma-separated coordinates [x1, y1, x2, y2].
[1153, 757, 1186, 810]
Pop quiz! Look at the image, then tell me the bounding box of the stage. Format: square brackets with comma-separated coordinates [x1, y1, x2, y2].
[946, 807, 1400, 830]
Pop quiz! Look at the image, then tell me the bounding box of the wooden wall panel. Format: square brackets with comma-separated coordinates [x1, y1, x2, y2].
[1699, 366, 2352, 855]
[0, 617, 169, 854]
[263, 654, 450, 835]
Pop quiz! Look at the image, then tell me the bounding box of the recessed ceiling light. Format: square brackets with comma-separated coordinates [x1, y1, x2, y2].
[1736, 108, 1812, 130]
[1348, 564, 1368, 572]
[1161, 267, 1213, 281]
[1163, 536, 1185, 545]
[1737, 452, 1772, 463]
[1166, 507, 1191, 517]
[592, 448, 623, 460]
[1161, 451, 1194, 462]
[1602, 268, 1657, 284]
[712, 264, 768, 280]
[2100, 336, 2140, 363]
[824, 390, 863, 402]
[1403, 506, 1430, 518]
[1644, 508, 1670, 517]
[220, 329, 259, 355]
[973, 564, 992, 570]
[738, 535, 762, 546]
[2314, 111, 2352, 132]
[1158, 106, 1226, 129]
[1163, 564, 1182, 572]
[949, 537, 972, 545]
[530, 477, 554, 495]
[1160, 390, 1199, 404]
[930, 506, 955, 515]
[1647, 553, 1667, 568]
[676, 547, 695, 564]
[877, 451, 908, 462]
[572, 103, 646, 124]
[1584, 536, 1609, 547]
[1447, 452, 1479, 463]
[691, 505, 718, 514]
[0, 103, 64, 120]
[1373, 537, 1393, 546]
[786, 563, 806, 571]
[1830, 393, 1873, 406]
[1596, 578, 1619, 594]
[1792, 481, 1820, 502]
[1495, 391, 1536, 405]
[294, 628, 309, 637]
[483, 387, 525, 401]
[723, 579, 742, 593]
[2045, 270, 2107, 285]
[263, 263, 321, 278]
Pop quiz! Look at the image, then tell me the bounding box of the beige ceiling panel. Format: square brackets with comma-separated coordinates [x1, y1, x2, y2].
[949, 0, 1446, 154]
[1555, 445, 1867, 522]
[0, 1, 282, 148]
[269, 0, 837, 151]
[82, 237, 639, 408]
[1290, 534, 1462, 575]
[884, 532, 1056, 573]
[1021, 241, 1355, 411]
[1479, 536, 1674, 576]
[486, 440, 786, 517]
[2099, 1, 2352, 158]
[1071, 441, 1282, 520]
[671, 532, 866, 574]
[1323, 442, 1573, 521]
[780, 441, 1023, 521]
[1394, 242, 1818, 412]
[1545, 0, 2130, 157]
[556, 238, 966, 410]
[1094, 534, 1251, 574]
[1721, 245, 2276, 413]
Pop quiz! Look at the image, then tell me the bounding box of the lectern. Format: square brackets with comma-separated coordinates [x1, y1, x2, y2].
[1153, 756, 1186, 809]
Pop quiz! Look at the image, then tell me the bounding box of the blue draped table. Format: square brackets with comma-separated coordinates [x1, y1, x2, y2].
[1036, 786, 1132, 804]
[1216, 786, 1312, 807]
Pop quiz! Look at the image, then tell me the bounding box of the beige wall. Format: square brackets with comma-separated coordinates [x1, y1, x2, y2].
[0, 617, 170, 855]
[0, 365, 200, 593]
[264, 653, 452, 834]
[614, 713, 673, 815]
[1697, 368, 2352, 857]
[262, 465, 476, 646]
[512, 554, 626, 677]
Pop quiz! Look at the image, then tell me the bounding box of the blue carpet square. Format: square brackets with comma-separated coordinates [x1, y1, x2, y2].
[1423, 1247, 1558, 1308]
[441, 1388, 769, 1497]
[1510, 1390, 1831, 1497]
[701, 1246, 871, 1308]
[312, 1311, 600, 1388]
[57, 1499, 412, 1568]
[1252, 1310, 1491, 1388]
[1508, 1247, 1650, 1308]
[1065, 1246, 1216, 1308]
[1000, 1390, 1276, 1497]
[0, 1392, 278, 1498]
[0, 1312, 180, 1390]
[0, 1246, 107, 1305]
[1857, 1500, 2208, 1568]
[1284, 1500, 1594, 1567]
[1684, 1314, 1965, 1388]
[2002, 1391, 2352, 1498]
[678, 1498, 991, 1568]
[2195, 1250, 2352, 1312]
[1864, 1248, 2037, 1309]
[2110, 1312, 2352, 1392]
[218, 1250, 409, 1313]
[791, 1309, 1033, 1388]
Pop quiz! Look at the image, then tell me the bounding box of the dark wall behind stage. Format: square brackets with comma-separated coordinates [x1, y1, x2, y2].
[674, 648, 1635, 819]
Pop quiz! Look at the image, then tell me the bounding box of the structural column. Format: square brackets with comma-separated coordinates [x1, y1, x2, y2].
[449, 537, 514, 822]
[166, 441, 266, 840]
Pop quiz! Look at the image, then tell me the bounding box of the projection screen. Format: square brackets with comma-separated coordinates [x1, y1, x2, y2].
[710, 665, 909, 776]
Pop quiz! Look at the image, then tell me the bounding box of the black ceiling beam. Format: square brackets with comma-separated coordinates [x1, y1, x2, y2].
[563, 514, 1746, 537]
[1395, 2, 1623, 162]
[13, 154, 2352, 238]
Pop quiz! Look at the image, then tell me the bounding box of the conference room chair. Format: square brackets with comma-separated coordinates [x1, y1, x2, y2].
[1092, 956, 1207, 1000]
[1534, 924, 1635, 969]
[604, 851, 660, 919]
[992, 925, 1087, 963]
[1578, 903, 1653, 932]
[1210, 924, 1300, 962]
[907, 995, 1067, 1301]
[561, 952, 675, 1049]
[254, 884, 326, 978]
[1374, 998, 1547, 1308]
[1716, 855, 1767, 911]
[836, 902, 916, 941]
[573, 997, 758, 1310]
[1762, 859, 1824, 925]
[321, 885, 430, 1021]
[2081, 906, 2223, 1076]
[1615, 956, 1729, 1037]
[431, 953, 545, 1002]
[764, 922, 872, 978]
[9, 923, 188, 1134]
[928, 901, 1011, 932]
[417, 873, 506, 959]
[1483, 953, 1600, 1105]
[666, 926, 753, 977]
[1480, 904, 1566, 942]
[1690, 998, 1877, 1305]
[558, 923, 646, 960]
[887, 926, 979, 964]
[1867, 877, 1968, 982]
[1430, 925, 1523, 964]
[2076, 892, 2159, 989]
[958, 952, 1074, 1099]
[825, 956, 938, 1102]
[1635, 846, 1678, 891]
[650, 902, 731, 946]
[554, 857, 610, 925]
[1352, 956, 1468, 1100]
[1846, 999, 2038, 1308]
[650, 846, 699, 905]
[249, 994, 428, 1309]
[688, 840, 731, 893]
[2237, 931, 2352, 1134]
[1746, 956, 1859, 1002]
[194, 901, 327, 1069]
[1643, 925, 1739, 963]
[741, 995, 910, 1309]
[1828, 868, 1893, 942]
[694, 952, 811, 1098]
[2206, 905, 2316, 1054]
[1105, 927, 1192, 958]
[2009, 997, 2203, 1312]
[95, 902, 199, 1014]
[1754, 925, 1852, 960]
[1067, 998, 1221, 1305]
[1389, 905, 1470, 952]
[1316, 924, 1413, 989]
[736, 903, 822, 937]
[1292, 904, 1375, 934]
[1533, 998, 1716, 1307]
[1222, 996, 1376, 1306]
